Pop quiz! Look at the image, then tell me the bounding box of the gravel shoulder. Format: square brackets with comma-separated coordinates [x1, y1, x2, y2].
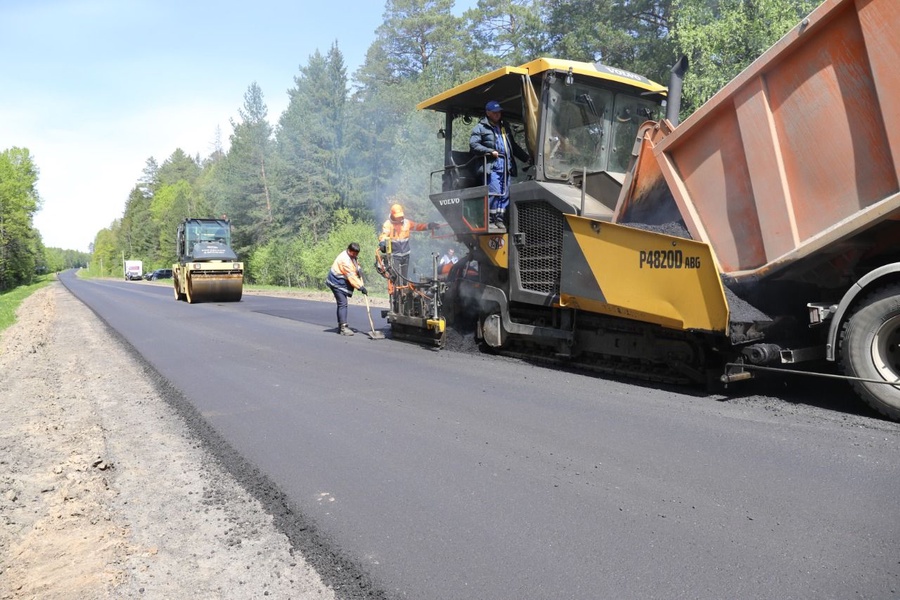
[0, 282, 340, 599]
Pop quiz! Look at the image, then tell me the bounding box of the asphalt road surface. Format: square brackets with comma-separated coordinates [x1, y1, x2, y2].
[59, 271, 900, 600]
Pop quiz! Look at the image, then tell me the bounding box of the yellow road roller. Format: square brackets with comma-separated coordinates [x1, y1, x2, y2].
[173, 218, 243, 303]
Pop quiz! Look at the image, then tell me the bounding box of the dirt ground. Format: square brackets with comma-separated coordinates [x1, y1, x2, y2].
[0, 283, 353, 600]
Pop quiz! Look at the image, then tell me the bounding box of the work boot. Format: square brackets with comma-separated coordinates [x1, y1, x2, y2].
[339, 324, 354, 336]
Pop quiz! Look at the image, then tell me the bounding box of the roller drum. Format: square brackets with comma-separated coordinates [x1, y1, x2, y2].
[186, 273, 243, 303]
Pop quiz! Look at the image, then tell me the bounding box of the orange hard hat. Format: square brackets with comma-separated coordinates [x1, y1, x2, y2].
[390, 203, 405, 220]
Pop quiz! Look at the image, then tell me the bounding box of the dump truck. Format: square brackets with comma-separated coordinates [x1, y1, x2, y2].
[384, 0, 900, 421]
[172, 218, 243, 303]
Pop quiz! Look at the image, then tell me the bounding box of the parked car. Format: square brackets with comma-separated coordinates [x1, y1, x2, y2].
[142, 271, 154, 280]
[148, 268, 173, 281]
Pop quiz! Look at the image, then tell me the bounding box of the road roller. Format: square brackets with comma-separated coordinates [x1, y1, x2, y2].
[173, 218, 243, 303]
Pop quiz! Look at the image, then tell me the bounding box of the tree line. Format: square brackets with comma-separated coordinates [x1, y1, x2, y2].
[0, 147, 90, 292]
[3, 0, 820, 293]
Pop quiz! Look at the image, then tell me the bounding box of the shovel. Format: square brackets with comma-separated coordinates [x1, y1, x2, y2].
[363, 294, 385, 340]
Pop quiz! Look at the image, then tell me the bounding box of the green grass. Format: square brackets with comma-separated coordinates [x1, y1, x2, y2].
[0, 276, 54, 334]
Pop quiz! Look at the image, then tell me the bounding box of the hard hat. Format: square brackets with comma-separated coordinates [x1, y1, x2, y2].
[390, 203, 405, 221]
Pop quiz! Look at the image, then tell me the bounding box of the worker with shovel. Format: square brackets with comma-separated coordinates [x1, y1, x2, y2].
[325, 242, 384, 339]
[326, 242, 367, 336]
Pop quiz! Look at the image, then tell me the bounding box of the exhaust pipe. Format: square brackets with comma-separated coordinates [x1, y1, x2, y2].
[665, 55, 689, 126]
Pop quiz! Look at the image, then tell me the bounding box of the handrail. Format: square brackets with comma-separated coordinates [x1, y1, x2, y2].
[429, 155, 489, 194]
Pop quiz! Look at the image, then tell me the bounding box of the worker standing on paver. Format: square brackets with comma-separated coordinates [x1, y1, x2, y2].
[378, 203, 437, 281]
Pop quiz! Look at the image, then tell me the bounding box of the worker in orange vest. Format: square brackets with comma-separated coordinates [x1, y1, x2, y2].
[378, 203, 437, 281]
[325, 242, 367, 336]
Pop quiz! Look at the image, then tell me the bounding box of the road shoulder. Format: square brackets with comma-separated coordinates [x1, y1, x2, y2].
[0, 283, 336, 599]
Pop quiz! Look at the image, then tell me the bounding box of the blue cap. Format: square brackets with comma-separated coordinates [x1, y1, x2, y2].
[485, 100, 502, 112]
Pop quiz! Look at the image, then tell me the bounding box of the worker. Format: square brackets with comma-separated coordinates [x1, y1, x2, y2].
[379, 203, 437, 281]
[469, 100, 531, 230]
[325, 242, 367, 336]
[438, 247, 458, 278]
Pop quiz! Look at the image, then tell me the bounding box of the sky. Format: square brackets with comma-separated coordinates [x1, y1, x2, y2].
[1, 0, 476, 253]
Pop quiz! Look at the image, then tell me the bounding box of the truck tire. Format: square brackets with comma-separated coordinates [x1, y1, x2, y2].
[839, 284, 900, 421]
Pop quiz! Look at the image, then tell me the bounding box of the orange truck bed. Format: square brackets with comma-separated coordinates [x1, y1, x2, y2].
[614, 0, 900, 281]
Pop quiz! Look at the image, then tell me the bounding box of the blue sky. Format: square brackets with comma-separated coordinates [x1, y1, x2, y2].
[0, 0, 475, 252]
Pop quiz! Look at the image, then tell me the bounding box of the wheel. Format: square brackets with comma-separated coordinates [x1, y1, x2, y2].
[185, 276, 195, 304]
[839, 284, 900, 421]
[479, 312, 506, 349]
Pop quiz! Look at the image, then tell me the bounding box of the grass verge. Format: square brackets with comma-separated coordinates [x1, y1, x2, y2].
[0, 276, 53, 334]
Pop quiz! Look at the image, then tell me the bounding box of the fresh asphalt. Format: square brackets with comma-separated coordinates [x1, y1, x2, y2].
[59, 271, 900, 600]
